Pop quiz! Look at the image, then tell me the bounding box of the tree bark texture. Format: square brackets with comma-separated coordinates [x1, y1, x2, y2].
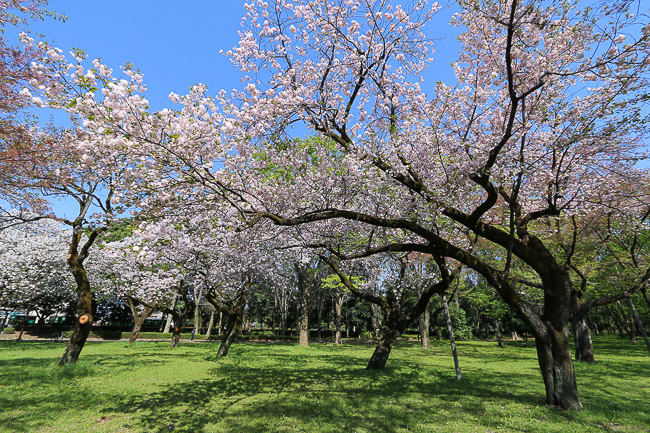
[366, 326, 401, 370]
[59, 259, 93, 366]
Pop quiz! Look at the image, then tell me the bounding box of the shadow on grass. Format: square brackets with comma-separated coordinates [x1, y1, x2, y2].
[100, 349, 544, 433]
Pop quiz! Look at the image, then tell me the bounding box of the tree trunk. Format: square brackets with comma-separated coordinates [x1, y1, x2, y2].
[163, 296, 178, 334]
[334, 291, 343, 345]
[205, 307, 215, 338]
[170, 323, 181, 348]
[366, 326, 401, 369]
[60, 260, 93, 366]
[297, 268, 310, 347]
[442, 294, 461, 380]
[627, 295, 650, 354]
[128, 307, 153, 344]
[495, 319, 504, 348]
[534, 328, 581, 410]
[419, 306, 431, 349]
[127, 298, 153, 344]
[217, 311, 223, 336]
[371, 303, 380, 340]
[193, 287, 204, 334]
[571, 292, 595, 362]
[217, 311, 244, 357]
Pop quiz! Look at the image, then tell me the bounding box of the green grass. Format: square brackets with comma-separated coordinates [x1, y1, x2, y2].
[0, 337, 648, 433]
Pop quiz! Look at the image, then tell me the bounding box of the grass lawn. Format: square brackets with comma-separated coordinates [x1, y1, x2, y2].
[0, 336, 648, 433]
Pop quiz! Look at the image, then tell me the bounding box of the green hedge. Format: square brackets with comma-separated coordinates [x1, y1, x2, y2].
[58, 330, 299, 341]
[1, 326, 15, 335]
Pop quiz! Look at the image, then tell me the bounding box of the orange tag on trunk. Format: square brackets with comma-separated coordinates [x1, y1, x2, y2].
[79, 314, 89, 324]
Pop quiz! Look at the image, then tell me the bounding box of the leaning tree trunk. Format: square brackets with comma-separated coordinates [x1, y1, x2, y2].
[366, 325, 401, 370]
[217, 311, 244, 357]
[205, 307, 215, 339]
[60, 260, 93, 366]
[442, 293, 461, 380]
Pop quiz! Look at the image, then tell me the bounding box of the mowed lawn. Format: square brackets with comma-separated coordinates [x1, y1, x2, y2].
[0, 336, 648, 433]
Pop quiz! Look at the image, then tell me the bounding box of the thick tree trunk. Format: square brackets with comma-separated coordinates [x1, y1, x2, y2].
[217, 311, 243, 357]
[627, 295, 650, 354]
[60, 260, 93, 366]
[534, 328, 581, 410]
[366, 327, 401, 370]
[334, 291, 343, 345]
[442, 294, 461, 380]
[419, 306, 430, 349]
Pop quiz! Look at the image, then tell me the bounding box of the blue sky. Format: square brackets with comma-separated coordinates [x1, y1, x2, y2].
[28, 1, 249, 110]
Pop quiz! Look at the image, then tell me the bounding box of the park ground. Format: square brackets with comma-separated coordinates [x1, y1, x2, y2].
[0, 336, 648, 433]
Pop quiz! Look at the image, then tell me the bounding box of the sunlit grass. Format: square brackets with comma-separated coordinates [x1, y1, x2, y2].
[0, 336, 648, 432]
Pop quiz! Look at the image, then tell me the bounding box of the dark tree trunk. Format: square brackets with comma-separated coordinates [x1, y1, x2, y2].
[60, 259, 93, 366]
[571, 292, 595, 363]
[495, 319, 504, 348]
[534, 328, 581, 410]
[442, 294, 461, 380]
[217, 313, 242, 357]
[366, 326, 401, 370]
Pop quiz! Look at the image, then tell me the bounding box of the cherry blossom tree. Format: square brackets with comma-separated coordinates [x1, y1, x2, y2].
[205, 0, 650, 410]
[0, 216, 74, 330]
